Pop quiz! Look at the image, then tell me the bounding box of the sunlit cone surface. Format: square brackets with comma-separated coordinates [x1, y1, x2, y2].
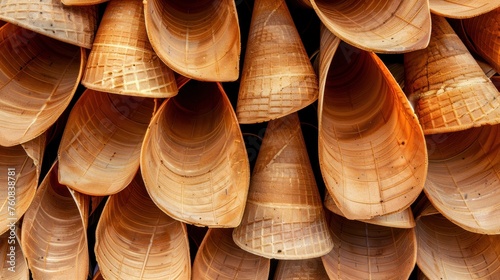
[416, 212, 500, 279]
[405, 15, 500, 135]
[424, 125, 500, 234]
[322, 213, 417, 280]
[95, 173, 191, 280]
[236, 0, 318, 124]
[21, 162, 89, 280]
[58, 89, 155, 196]
[61, 0, 109, 5]
[233, 113, 333, 260]
[1, 228, 29, 279]
[0, 0, 97, 48]
[273, 258, 329, 280]
[0, 133, 45, 235]
[0, 23, 85, 147]
[143, 0, 240, 81]
[309, 0, 431, 53]
[318, 28, 427, 220]
[192, 228, 270, 280]
[141, 81, 250, 227]
[429, 0, 500, 18]
[82, 0, 178, 98]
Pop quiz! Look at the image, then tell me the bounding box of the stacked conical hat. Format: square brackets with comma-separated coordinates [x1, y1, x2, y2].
[236, 0, 318, 124]
[274, 258, 329, 280]
[233, 112, 333, 259]
[429, 0, 500, 18]
[82, 0, 178, 98]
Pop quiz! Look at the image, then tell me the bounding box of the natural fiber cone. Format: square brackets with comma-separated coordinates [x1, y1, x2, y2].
[318, 27, 427, 220]
[82, 0, 178, 98]
[405, 14, 500, 134]
[416, 212, 500, 279]
[274, 258, 329, 280]
[0, 23, 85, 147]
[424, 125, 500, 234]
[192, 228, 270, 280]
[0, 0, 97, 48]
[21, 162, 89, 280]
[233, 113, 333, 260]
[61, 0, 108, 6]
[141, 81, 250, 227]
[0, 133, 45, 235]
[309, 0, 431, 53]
[58, 89, 155, 196]
[429, 0, 500, 18]
[1, 227, 29, 279]
[322, 213, 417, 280]
[95, 172, 191, 280]
[236, 0, 319, 124]
[143, 0, 240, 81]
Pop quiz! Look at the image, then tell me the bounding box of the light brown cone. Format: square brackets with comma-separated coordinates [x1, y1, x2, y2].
[274, 258, 329, 280]
[82, 0, 178, 98]
[322, 213, 417, 280]
[429, 0, 500, 18]
[0, 0, 97, 48]
[61, 0, 109, 5]
[143, 0, 240, 81]
[233, 113, 333, 260]
[193, 228, 270, 280]
[405, 14, 500, 134]
[236, 0, 318, 124]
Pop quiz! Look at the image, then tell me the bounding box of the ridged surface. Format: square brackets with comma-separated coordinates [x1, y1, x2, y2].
[0, 23, 84, 147]
[236, 0, 318, 124]
[144, 0, 240, 81]
[273, 258, 329, 280]
[233, 113, 333, 260]
[0, 0, 97, 48]
[310, 0, 431, 53]
[141, 81, 249, 227]
[82, 0, 178, 98]
[429, 0, 500, 18]
[424, 125, 500, 234]
[322, 213, 417, 280]
[95, 173, 191, 280]
[192, 228, 270, 280]
[405, 14, 500, 134]
[58, 89, 155, 196]
[0, 229, 29, 279]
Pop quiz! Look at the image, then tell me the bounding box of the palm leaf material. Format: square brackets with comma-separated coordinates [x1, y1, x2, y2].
[429, 0, 500, 18]
[0, 227, 29, 279]
[274, 258, 329, 280]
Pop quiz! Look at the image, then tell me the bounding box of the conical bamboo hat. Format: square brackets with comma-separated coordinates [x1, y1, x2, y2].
[61, 0, 108, 5]
[274, 258, 329, 280]
[236, 0, 318, 124]
[143, 0, 240, 81]
[233, 113, 333, 260]
[140, 81, 250, 227]
[405, 14, 500, 135]
[318, 27, 427, 220]
[193, 228, 270, 280]
[21, 162, 89, 280]
[0, 133, 45, 235]
[0, 23, 85, 147]
[95, 172, 191, 279]
[309, 0, 431, 53]
[424, 125, 500, 234]
[429, 0, 500, 18]
[82, 0, 178, 98]
[1, 227, 29, 279]
[0, 0, 97, 48]
[322, 213, 417, 280]
[58, 89, 156, 196]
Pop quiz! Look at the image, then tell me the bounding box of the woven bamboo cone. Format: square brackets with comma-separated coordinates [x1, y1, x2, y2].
[0, 23, 85, 147]
[21, 162, 89, 280]
[192, 228, 270, 280]
[233, 113, 333, 260]
[405, 14, 500, 135]
[1, 227, 29, 279]
[95, 172, 191, 280]
[309, 0, 431, 53]
[423, 125, 500, 234]
[58, 89, 155, 196]
[273, 258, 329, 280]
[322, 212, 417, 280]
[0, 0, 97, 48]
[141, 81, 250, 227]
[416, 209, 500, 279]
[429, 0, 500, 18]
[143, 0, 240, 81]
[82, 0, 178, 98]
[236, 0, 318, 124]
[318, 26, 427, 220]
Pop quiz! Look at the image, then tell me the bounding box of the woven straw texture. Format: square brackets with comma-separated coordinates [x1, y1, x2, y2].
[274, 258, 329, 280]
